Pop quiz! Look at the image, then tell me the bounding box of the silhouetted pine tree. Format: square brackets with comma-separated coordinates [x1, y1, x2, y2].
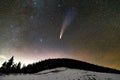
[0, 61, 7, 72]
[17, 62, 21, 69]
[21, 64, 26, 73]
[16, 62, 21, 72]
[1, 61, 7, 69]
[6, 56, 14, 72]
[11, 63, 17, 72]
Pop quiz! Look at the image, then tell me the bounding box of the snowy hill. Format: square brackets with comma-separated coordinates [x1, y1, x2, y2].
[0, 67, 120, 80]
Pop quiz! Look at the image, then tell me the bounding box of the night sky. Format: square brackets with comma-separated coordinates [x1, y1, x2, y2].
[0, 0, 120, 70]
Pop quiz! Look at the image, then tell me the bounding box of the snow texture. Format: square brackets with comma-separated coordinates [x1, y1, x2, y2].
[0, 67, 120, 80]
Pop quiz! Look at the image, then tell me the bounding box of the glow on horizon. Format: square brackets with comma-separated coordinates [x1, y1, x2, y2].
[0, 55, 7, 60]
[0, 48, 72, 66]
[0, 47, 120, 70]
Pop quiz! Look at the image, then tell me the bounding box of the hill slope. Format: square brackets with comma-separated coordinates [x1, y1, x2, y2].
[22, 58, 120, 74]
[1, 68, 120, 80]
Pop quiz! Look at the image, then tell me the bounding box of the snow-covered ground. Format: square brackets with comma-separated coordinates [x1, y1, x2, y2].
[0, 67, 120, 80]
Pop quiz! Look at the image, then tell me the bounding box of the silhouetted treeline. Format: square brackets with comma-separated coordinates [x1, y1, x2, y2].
[0, 57, 120, 74]
[20, 58, 120, 74]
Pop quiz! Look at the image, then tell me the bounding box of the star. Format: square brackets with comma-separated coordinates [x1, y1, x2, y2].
[39, 38, 43, 43]
[58, 4, 62, 8]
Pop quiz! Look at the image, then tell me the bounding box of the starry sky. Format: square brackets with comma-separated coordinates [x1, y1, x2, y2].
[0, 0, 120, 70]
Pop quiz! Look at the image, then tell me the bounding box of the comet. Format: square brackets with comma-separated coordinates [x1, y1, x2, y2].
[60, 25, 64, 39]
[60, 7, 78, 39]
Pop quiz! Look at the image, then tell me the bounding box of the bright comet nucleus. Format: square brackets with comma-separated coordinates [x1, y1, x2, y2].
[60, 27, 64, 39]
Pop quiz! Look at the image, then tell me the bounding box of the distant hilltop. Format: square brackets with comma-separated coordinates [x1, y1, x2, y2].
[21, 58, 120, 74]
[0, 57, 120, 74]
